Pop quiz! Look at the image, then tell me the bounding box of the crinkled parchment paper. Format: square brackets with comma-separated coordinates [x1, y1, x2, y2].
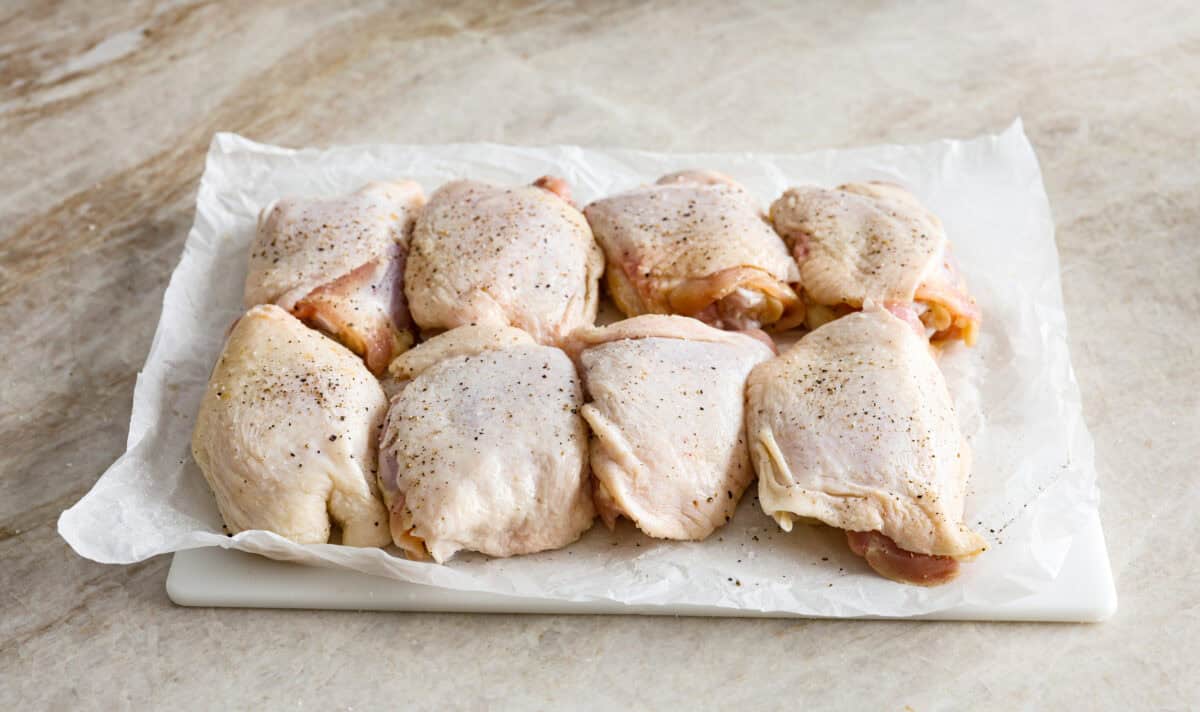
[58, 120, 1099, 617]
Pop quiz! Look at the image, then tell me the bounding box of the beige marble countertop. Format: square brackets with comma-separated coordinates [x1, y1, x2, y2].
[2, 1, 1197, 709]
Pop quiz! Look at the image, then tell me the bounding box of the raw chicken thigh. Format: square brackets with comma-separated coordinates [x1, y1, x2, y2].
[191, 305, 391, 547]
[746, 307, 986, 585]
[569, 315, 775, 540]
[769, 181, 981, 345]
[245, 180, 425, 374]
[378, 324, 594, 562]
[583, 170, 801, 331]
[404, 178, 604, 345]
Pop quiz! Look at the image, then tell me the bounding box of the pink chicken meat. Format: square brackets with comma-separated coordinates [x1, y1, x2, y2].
[378, 325, 595, 562]
[769, 181, 981, 345]
[190, 305, 391, 547]
[583, 171, 801, 331]
[403, 177, 603, 346]
[245, 181, 425, 374]
[746, 306, 987, 585]
[568, 315, 775, 541]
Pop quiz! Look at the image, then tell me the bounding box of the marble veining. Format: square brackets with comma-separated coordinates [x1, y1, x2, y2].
[1, 0, 1198, 708]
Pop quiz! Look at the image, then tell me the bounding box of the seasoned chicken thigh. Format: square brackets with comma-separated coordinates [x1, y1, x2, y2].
[769, 182, 981, 345]
[191, 305, 390, 547]
[245, 180, 425, 374]
[404, 178, 604, 345]
[746, 307, 986, 585]
[569, 316, 775, 540]
[583, 171, 801, 331]
[379, 325, 594, 562]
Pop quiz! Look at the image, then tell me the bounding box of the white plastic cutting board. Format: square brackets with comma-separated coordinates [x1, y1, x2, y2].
[167, 510, 1116, 622]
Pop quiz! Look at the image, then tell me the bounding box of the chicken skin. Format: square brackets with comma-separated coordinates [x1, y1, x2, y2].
[746, 307, 986, 585]
[583, 171, 801, 331]
[404, 178, 604, 346]
[769, 181, 981, 345]
[568, 315, 775, 540]
[191, 305, 391, 547]
[379, 325, 594, 562]
[245, 181, 425, 374]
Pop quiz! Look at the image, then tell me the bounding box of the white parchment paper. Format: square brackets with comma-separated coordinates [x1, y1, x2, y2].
[58, 121, 1099, 617]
